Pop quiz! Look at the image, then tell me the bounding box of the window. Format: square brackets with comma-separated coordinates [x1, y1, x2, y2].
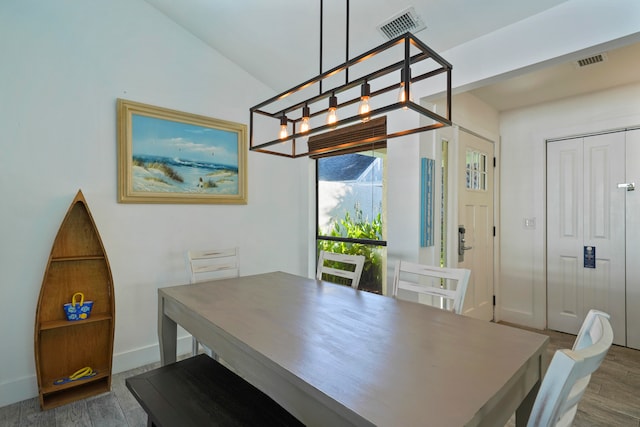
[316, 150, 386, 294]
[465, 149, 488, 191]
[441, 139, 449, 268]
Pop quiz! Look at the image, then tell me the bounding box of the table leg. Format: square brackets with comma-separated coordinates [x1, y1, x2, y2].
[517, 346, 548, 426]
[158, 294, 177, 366]
[515, 376, 540, 427]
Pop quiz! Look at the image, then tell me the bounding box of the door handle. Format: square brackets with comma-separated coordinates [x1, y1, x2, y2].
[458, 225, 472, 261]
[617, 182, 635, 191]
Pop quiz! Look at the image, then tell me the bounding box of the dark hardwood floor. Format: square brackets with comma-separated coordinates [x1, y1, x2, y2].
[2, 327, 639, 426]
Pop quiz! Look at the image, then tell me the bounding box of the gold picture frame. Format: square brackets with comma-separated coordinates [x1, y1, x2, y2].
[117, 99, 247, 204]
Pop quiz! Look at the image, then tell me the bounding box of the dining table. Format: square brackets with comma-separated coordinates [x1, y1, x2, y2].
[158, 271, 549, 427]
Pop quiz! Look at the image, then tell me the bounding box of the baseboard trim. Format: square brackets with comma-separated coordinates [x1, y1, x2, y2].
[499, 307, 543, 329]
[112, 335, 192, 374]
[0, 375, 38, 409]
[0, 335, 192, 408]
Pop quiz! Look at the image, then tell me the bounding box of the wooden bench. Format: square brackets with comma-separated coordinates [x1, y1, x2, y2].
[126, 354, 304, 427]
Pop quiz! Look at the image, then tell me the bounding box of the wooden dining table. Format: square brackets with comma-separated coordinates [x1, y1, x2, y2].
[158, 271, 548, 427]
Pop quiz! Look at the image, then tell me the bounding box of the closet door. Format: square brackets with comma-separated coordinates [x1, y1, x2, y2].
[626, 129, 640, 350]
[547, 132, 626, 346]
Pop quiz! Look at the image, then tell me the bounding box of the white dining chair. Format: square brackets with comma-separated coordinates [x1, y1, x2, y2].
[316, 250, 365, 289]
[186, 247, 239, 356]
[392, 260, 471, 315]
[526, 309, 614, 427]
[187, 247, 239, 284]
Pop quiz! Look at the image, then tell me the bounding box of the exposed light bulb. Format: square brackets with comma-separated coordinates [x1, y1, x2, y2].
[398, 68, 413, 110]
[300, 105, 310, 133]
[326, 94, 338, 125]
[279, 116, 288, 140]
[398, 82, 414, 110]
[358, 82, 371, 121]
[326, 108, 337, 125]
[300, 117, 310, 133]
[358, 97, 370, 115]
[397, 83, 407, 103]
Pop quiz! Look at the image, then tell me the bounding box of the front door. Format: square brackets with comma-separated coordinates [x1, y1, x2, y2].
[546, 132, 626, 346]
[458, 130, 494, 321]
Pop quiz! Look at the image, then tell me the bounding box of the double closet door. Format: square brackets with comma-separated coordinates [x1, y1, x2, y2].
[547, 128, 640, 349]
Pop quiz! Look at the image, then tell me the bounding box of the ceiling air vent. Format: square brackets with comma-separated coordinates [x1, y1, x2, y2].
[377, 6, 426, 40]
[575, 53, 608, 68]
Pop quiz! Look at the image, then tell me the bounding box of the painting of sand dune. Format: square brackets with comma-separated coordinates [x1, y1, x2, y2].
[117, 99, 247, 204]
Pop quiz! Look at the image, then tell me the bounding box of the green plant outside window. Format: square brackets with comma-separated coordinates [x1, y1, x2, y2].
[317, 207, 384, 294]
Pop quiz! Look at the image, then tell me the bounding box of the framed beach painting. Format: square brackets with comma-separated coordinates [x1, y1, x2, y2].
[117, 99, 247, 204]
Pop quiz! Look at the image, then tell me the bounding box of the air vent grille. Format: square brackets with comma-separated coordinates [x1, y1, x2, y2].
[575, 53, 607, 67]
[377, 7, 426, 40]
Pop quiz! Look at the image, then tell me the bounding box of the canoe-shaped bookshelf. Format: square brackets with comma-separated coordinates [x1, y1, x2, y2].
[34, 190, 115, 410]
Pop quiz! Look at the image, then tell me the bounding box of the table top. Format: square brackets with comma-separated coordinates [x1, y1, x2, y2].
[159, 271, 548, 427]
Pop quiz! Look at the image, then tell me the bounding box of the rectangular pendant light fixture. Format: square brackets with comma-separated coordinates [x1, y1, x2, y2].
[249, 27, 452, 158]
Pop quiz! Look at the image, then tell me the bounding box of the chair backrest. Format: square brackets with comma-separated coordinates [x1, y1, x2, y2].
[316, 251, 365, 289]
[573, 309, 609, 351]
[187, 247, 239, 283]
[527, 310, 614, 427]
[392, 260, 471, 315]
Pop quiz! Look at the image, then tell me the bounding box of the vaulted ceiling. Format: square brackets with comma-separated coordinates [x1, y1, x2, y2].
[145, 0, 640, 112]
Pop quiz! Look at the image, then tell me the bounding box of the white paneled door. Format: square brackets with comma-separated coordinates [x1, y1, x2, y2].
[547, 131, 628, 346]
[458, 130, 494, 321]
[625, 129, 640, 350]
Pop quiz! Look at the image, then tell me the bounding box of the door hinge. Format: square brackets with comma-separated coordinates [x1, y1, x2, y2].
[493, 157, 496, 168]
[493, 226, 496, 237]
[493, 295, 496, 306]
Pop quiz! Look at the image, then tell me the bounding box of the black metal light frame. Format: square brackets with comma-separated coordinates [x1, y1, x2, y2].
[249, 9, 452, 159]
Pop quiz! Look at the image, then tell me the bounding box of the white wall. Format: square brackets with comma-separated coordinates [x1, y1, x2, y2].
[0, 0, 307, 407]
[499, 82, 640, 329]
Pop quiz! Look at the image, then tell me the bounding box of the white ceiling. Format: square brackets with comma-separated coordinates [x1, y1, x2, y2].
[469, 41, 640, 111]
[145, 0, 640, 112]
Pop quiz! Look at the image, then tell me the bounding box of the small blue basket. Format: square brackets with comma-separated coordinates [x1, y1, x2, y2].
[63, 292, 93, 321]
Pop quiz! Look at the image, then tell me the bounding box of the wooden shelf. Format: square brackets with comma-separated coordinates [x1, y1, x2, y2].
[51, 255, 105, 262]
[34, 190, 115, 410]
[39, 314, 112, 331]
[40, 376, 110, 410]
[41, 367, 110, 395]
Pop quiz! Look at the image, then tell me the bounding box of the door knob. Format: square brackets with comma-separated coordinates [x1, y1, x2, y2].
[617, 182, 635, 191]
